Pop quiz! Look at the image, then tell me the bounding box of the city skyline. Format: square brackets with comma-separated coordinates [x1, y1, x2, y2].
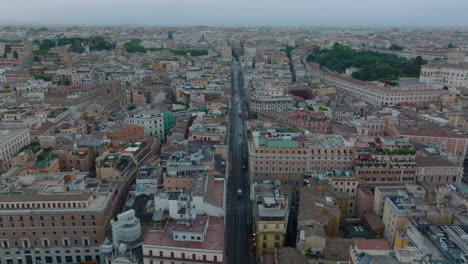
[1, 0, 468, 28]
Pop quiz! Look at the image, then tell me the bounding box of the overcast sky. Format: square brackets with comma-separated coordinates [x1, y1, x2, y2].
[1, 0, 467, 28]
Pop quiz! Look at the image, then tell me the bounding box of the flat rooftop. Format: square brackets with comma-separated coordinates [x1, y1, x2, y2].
[144, 216, 224, 251]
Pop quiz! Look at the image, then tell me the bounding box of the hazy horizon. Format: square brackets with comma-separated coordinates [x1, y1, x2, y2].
[1, 0, 468, 28]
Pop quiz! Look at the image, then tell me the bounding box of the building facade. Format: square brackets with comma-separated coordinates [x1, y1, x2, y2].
[125, 110, 164, 141]
[324, 73, 450, 106]
[248, 131, 355, 186]
[0, 128, 30, 173]
[0, 173, 113, 264]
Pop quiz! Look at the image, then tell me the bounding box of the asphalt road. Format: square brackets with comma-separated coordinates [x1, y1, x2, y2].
[226, 58, 253, 264]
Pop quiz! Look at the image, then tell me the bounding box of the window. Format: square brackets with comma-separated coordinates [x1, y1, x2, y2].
[2, 240, 9, 248]
[42, 239, 49, 248]
[22, 240, 29, 248]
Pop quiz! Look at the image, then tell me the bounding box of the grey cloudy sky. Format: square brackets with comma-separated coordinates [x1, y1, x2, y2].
[1, 0, 467, 27]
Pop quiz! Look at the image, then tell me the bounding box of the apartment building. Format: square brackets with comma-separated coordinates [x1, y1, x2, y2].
[249, 83, 294, 113]
[0, 172, 113, 264]
[258, 111, 331, 134]
[124, 109, 164, 141]
[419, 62, 468, 88]
[252, 183, 290, 257]
[163, 150, 211, 191]
[71, 67, 96, 87]
[395, 126, 468, 166]
[96, 140, 157, 181]
[248, 129, 355, 186]
[142, 216, 224, 264]
[415, 151, 463, 185]
[0, 68, 6, 83]
[4, 71, 32, 84]
[382, 192, 425, 245]
[372, 185, 426, 218]
[188, 122, 226, 145]
[324, 73, 449, 106]
[0, 128, 30, 173]
[56, 147, 94, 172]
[311, 170, 360, 217]
[105, 123, 145, 143]
[297, 184, 348, 238]
[354, 148, 417, 186]
[131, 90, 147, 104]
[155, 175, 224, 218]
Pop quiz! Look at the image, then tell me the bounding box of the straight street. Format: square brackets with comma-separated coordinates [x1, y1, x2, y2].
[226, 57, 252, 264]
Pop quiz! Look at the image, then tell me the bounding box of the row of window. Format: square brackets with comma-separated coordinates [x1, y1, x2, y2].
[255, 149, 354, 155]
[147, 250, 219, 262]
[2, 254, 99, 264]
[1, 229, 97, 237]
[363, 177, 415, 182]
[0, 201, 90, 209]
[0, 221, 97, 228]
[0, 215, 95, 222]
[254, 157, 352, 164]
[1, 237, 97, 249]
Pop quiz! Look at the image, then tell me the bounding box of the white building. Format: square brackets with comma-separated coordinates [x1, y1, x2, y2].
[419, 62, 468, 88]
[0, 68, 6, 83]
[154, 174, 224, 218]
[71, 67, 96, 86]
[124, 109, 164, 141]
[324, 73, 450, 106]
[0, 128, 30, 172]
[13, 79, 52, 95]
[111, 210, 142, 247]
[249, 83, 293, 113]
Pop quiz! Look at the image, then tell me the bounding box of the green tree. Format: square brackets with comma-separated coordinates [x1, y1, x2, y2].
[306, 43, 426, 81]
[448, 43, 455, 48]
[13, 51, 18, 59]
[4, 44, 12, 54]
[123, 39, 147, 53]
[388, 44, 405, 51]
[414, 56, 424, 66]
[39, 39, 56, 50]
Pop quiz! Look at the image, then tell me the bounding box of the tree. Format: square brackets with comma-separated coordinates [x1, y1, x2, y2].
[448, 43, 456, 48]
[39, 39, 56, 50]
[4, 44, 12, 54]
[306, 43, 426, 81]
[13, 51, 18, 59]
[414, 56, 424, 66]
[123, 39, 147, 53]
[388, 44, 405, 51]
